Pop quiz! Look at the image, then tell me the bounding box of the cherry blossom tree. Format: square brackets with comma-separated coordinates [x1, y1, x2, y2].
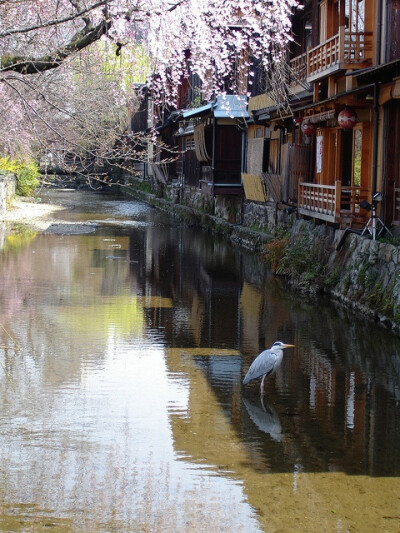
[0, 0, 298, 182]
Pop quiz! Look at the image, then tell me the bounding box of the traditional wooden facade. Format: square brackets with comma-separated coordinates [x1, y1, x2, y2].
[131, 73, 249, 220]
[178, 95, 248, 196]
[247, 0, 400, 231]
[131, 0, 400, 230]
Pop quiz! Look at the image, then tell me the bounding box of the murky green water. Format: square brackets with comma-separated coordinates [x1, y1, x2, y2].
[0, 190, 399, 532]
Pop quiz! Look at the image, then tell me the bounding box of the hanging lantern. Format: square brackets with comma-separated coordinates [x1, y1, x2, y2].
[301, 119, 316, 136]
[293, 116, 302, 127]
[337, 107, 358, 130]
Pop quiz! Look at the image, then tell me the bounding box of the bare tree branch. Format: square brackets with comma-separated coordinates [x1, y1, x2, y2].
[0, 1, 109, 38]
[1, 17, 112, 74]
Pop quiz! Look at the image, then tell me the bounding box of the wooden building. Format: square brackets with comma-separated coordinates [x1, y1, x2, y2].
[180, 96, 246, 194]
[246, 0, 400, 231]
[130, 0, 400, 231]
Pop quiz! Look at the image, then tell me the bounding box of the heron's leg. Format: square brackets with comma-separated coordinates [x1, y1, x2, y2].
[260, 395, 266, 411]
[260, 374, 266, 396]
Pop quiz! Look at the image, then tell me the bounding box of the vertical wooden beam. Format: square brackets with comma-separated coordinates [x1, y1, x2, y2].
[334, 180, 341, 215]
[298, 178, 303, 206]
[338, 25, 345, 63]
[320, 0, 327, 42]
[312, 0, 320, 48]
[328, 76, 336, 97]
[313, 82, 320, 102]
[338, 0, 346, 26]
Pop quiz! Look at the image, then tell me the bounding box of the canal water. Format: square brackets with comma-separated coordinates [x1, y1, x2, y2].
[0, 190, 399, 532]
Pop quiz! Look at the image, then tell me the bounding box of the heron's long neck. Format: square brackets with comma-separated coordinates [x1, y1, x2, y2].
[274, 350, 283, 370]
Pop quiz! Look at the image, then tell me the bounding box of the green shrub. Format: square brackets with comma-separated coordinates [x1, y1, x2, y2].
[279, 233, 319, 281]
[325, 266, 341, 288]
[263, 234, 290, 273]
[133, 179, 152, 194]
[0, 157, 40, 196]
[264, 231, 322, 285]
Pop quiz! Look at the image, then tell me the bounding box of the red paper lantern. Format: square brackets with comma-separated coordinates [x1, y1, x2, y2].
[337, 107, 357, 129]
[301, 120, 316, 136]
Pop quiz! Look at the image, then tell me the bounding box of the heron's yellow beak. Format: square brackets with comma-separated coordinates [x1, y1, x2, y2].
[283, 344, 295, 348]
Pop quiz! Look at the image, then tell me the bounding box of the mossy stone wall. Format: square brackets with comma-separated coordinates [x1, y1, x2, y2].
[286, 219, 400, 331]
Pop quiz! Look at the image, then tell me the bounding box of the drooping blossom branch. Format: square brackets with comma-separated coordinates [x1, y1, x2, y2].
[0, 0, 298, 177]
[1, 1, 298, 97]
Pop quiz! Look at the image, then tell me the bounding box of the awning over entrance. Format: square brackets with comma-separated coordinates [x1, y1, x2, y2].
[183, 95, 250, 119]
[353, 58, 400, 84]
[305, 109, 336, 123]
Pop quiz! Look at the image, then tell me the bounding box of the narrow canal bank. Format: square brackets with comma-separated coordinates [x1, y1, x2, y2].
[124, 182, 400, 335]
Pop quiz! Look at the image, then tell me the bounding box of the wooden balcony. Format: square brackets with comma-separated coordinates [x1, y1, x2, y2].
[298, 180, 370, 225]
[307, 27, 373, 82]
[289, 52, 308, 92]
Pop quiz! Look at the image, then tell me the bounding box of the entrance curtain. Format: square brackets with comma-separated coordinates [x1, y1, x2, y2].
[194, 124, 211, 162]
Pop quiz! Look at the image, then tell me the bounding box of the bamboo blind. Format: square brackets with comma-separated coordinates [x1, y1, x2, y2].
[242, 173, 268, 202]
[263, 172, 282, 203]
[248, 93, 276, 112]
[247, 138, 265, 175]
[194, 124, 211, 162]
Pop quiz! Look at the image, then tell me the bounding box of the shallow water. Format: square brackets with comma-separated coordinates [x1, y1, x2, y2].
[0, 190, 399, 532]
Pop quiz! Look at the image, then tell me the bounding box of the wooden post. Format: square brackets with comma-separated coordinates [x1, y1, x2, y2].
[338, 26, 345, 63]
[299, 178, 303, 207]
[339, 0, 345, 27]
[328, 76, 336, 98]
[334, 180, 341, 216]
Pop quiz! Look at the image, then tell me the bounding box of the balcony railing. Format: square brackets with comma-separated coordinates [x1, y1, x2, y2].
[307, 26, 373, 80]
[298, 180, 370, 223]
[308, 34, 340, 78]
[289, 52, 308, 87]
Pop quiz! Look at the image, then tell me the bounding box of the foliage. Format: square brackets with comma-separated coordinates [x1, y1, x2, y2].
[356, 255, 380, 290]
[2, 225, 37, 252]
[264, 230, 323, 285]
[325, 266, 341, 288]
[250, 221, 268, 233]
[105, 42, 152, 88]
[0, 157, 40, 196]
[131, 179, 152, 194]
[263, 234, 290, 274]
[279, 233, 321, 282]
[377, 233, 400, 246]
[0, 0, 297, 176]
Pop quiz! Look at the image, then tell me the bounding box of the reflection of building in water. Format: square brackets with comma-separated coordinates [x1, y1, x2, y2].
[277, 324, 400, 476]
[138, 221, 245, 350]
[121, 208, 400, 477]
[189, 293, 205, 346]
[240, 282, 263, 355]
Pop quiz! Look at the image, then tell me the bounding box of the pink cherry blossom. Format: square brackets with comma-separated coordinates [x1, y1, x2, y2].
[0, 0, 298, 168]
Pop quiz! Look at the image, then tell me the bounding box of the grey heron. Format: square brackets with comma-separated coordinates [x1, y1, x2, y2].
[243, 341, 294, 395]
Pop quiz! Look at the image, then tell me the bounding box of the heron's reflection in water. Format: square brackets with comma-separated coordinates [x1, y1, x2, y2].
[243, 397, 283, 442]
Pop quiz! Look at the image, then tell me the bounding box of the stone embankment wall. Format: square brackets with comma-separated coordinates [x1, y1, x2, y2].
[280, 219, 400, 333]
[124, 183, 400, 333]
[0, 173, 16, 213]
[124, 184, 271, 250]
